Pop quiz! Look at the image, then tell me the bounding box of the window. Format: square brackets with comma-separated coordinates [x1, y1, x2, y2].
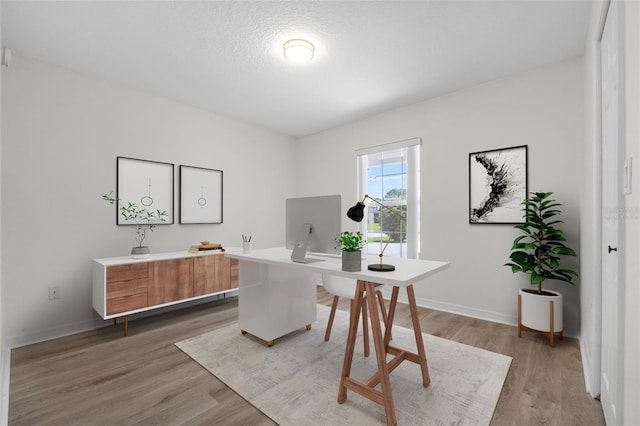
[356, 138, 421, 259]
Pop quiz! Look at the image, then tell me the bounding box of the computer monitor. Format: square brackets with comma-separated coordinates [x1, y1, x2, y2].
[286, 194, 342, 263]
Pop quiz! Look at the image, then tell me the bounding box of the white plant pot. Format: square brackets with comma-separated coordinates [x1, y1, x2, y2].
[519, 288, 563, 333]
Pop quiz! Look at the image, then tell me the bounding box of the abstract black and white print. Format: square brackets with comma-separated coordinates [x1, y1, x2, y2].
[469, 145, 527, 224]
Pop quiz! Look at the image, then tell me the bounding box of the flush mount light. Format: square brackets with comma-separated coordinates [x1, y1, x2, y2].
[283, 39, 314, 63]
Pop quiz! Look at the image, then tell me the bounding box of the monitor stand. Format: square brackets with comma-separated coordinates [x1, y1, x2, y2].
[291, 223, 312, 263]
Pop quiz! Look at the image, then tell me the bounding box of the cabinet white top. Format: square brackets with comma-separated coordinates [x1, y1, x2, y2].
[95, 248, 241, 267]
[226, 246, 449, 288]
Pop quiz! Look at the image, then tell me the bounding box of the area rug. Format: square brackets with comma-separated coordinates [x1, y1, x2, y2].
[176, 305, 512, 425]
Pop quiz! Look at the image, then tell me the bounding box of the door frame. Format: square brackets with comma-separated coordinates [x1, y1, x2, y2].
[594, 0, 626, 423]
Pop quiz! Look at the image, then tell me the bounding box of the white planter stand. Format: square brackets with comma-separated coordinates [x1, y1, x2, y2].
[518, 288, 563, 347]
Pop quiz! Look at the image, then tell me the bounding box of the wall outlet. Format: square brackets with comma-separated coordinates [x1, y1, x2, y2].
[48, 286, 60, 300]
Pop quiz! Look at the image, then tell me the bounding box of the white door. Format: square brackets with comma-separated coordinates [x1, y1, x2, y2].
[600, 1, 624, 424]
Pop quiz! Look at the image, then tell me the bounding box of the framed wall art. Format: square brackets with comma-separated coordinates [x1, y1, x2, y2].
[469, 145, 528, 224]
[179, 165, 223, 224]
[116, 156, 174, 225]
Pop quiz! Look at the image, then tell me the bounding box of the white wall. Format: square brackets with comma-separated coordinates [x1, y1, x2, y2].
[1, 56, 296, 346]
[295, 58, 584, 333]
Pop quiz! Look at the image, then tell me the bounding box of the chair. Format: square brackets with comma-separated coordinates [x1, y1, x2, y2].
[322, 274, 388, 357]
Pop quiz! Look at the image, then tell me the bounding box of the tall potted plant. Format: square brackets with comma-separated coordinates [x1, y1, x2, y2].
[335, 231, 366, 272]
[505, 192, 578, 346]
[102, 192, 168, 258]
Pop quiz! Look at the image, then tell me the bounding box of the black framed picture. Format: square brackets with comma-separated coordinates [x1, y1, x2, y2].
[469, 145, 528, 224]
[179, 165, 223, 224]
[117, 156, 174, 225]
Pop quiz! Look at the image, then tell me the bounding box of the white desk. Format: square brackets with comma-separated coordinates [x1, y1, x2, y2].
[226, 247, 449, 426]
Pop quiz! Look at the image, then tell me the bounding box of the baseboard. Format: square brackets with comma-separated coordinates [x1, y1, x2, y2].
[5, 291, 238, 350]
[2, 317, 118, 426]
[376, 288, 580, 338]
[1, 291, 237, 426]
[580, 337, 601, 398]
[581, 338, 593, 396]
[382, 289, 516, 325]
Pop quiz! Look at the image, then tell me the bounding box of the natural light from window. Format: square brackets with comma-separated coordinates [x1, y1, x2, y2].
[356, 139, 421, 259]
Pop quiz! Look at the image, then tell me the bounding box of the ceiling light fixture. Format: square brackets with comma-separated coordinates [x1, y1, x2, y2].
[283, 39, 314, 63]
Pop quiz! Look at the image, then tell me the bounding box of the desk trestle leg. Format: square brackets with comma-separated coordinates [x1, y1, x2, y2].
[337, 279, 364, 405]
[338, 281, 430, 426]
[407, 285, 430, 386]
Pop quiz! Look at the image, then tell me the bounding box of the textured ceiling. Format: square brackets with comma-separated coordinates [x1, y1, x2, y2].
[1, 1, 592, 138]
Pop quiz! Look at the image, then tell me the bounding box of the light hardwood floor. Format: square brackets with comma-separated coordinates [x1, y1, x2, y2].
[9, 287, 604, 425]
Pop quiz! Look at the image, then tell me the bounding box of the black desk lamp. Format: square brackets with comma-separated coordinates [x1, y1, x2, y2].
[346, 194, 404, 272]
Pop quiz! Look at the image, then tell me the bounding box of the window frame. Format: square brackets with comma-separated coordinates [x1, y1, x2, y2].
[355, 138, 421, 260]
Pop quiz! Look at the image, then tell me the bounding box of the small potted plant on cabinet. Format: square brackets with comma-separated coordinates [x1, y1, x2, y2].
[335, 231, 366, 272]
[102, 192, 168, 258]
[505, 191, 578, 347]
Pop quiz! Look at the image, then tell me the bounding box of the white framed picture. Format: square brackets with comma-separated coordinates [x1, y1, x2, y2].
[116, 156, 174, 225]
[179, 165, 223, 224]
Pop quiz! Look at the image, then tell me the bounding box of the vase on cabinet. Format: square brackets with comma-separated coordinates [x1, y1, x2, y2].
[131, 246, 150, 259]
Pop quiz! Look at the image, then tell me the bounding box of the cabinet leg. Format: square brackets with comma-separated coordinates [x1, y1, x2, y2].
[124, 315, 129, 337]
[266, 340, 274, 347]
[241, 329, 248, 335]
[306, 323, 312, 331]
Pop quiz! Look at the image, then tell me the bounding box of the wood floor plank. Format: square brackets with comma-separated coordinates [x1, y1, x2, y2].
[9, 288, 604, 425]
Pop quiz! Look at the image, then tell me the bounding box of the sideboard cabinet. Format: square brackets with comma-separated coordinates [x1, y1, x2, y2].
[93, 251, 238, 335]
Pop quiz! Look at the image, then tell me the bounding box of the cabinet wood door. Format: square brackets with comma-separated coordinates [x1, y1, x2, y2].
[106, 263, 148, 315]
[107, 263, 148, 283]
[107, 293, 148, 316]
[230, 259, 239, 289]
[194, 255, 231, 296]
[148, 258, 194, 305]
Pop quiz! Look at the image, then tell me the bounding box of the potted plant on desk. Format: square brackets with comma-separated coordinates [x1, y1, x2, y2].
[505, 191, 578, 346]
[335, 231, 366, 272]
[102, 192, 168, 258]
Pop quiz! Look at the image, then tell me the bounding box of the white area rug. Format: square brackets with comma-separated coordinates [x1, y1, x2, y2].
[176, 305, 512, 425]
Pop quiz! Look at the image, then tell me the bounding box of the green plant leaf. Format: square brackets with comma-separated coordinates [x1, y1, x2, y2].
[531, 271, 545, 285]
[552, 246, 576, 256]
[506, 191, 577, 291]
[334, 231, 366, 252]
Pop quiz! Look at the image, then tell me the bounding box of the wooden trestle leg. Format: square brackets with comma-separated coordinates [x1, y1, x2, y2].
[365, 280, 397, 425]
[337, 280, 364, 405]
[337, 281, 430, 426]
[407, 285, 430, 386]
